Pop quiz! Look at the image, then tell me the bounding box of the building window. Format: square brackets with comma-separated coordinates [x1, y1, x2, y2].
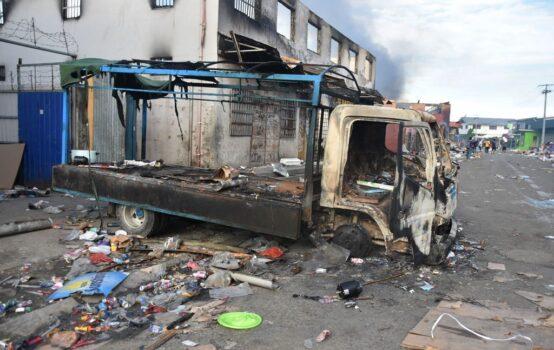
[0, 0, 4, 25]
[277, 1, 293, 40]
[307, 22, 319, 53]
[151, 56, 173, 61]
[475, 124, 481, 129]
[230, 111, 253, 136]
[280, 107, 296, 138]
[153, 0, 174, 8]
[364, 57, 372, 81]
[330, 38, 340, 64]
[349, 49, 357, 72]
[490, 125, 497, 130]
[0, 65, 5, 81]
[62, 0, 81, 19]
[234, 0, 258, 20]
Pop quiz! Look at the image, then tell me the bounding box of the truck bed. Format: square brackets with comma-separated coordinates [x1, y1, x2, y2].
[52, 164, 305, 239]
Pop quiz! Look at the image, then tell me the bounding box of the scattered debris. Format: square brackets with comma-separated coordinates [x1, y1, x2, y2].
[516, 272, 543, 280]
[0, 219, 53, 238]
[337, 280, 363, 299]
[217, 312, 263, 330]
[49, 271, 128, 300]
[487, 262, 506, 271]
[315, 329, 331, 343]
[401, 300, 549, 349]
[515, 290, 554, 311]
[209, 282, 253, 299]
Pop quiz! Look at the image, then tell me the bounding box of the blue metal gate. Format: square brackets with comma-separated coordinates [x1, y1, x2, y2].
[18, 91, 66, 186]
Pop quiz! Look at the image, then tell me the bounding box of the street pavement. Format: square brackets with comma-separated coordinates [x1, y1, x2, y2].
[0, 152, 552, 349]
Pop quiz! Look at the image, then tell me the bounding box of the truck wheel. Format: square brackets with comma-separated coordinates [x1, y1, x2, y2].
[116, 205, 164, 237]
[331, 225, 372, 258]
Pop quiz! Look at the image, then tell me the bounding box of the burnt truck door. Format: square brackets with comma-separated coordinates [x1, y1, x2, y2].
[430, 123, 458, 226]
[390, 122, 436, 263]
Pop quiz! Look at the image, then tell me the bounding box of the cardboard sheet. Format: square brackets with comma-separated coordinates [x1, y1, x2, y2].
[0, 143, 24, 190]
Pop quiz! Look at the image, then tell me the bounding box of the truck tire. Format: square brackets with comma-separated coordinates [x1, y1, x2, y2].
[331, 224, 372, 258]
[116, 205, 165, 237]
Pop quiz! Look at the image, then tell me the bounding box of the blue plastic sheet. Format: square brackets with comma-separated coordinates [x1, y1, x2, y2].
[48, 271, 128, 300]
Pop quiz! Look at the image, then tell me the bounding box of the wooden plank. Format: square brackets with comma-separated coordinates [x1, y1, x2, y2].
[402, 301, 550, 350]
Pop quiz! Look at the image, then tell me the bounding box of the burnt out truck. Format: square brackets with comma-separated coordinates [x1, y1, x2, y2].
[53, 60, 457, 265]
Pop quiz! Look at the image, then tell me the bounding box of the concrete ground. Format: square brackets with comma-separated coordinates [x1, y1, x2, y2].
[0, 153, 552, 349]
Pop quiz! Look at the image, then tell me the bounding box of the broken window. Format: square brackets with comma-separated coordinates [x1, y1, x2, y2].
[0, 65, 5, 81]
[150, 56, 173, 61]
[230, 111, 254, 136]
[230, 90, 255, 137]
[277, 1, 293, 40]
[280, 107, 296, 138]
[234, 0, 258, 20]
[307, 22, 319, 53]
[0, 0, 4, 25]
[62, 0, 81, 19]
[364, 57, 372, 81]
[349, 49, 357, 72]
[330, 38, 340, 64]
[342, 121, 398, 207]
[402, 127, 428, 183]
[153, 0, 174, 8]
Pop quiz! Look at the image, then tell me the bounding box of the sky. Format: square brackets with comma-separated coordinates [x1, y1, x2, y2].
[302, 0, 554, 120]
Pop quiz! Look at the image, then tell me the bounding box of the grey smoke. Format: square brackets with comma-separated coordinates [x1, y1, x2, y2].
[302, 0, 405, 98]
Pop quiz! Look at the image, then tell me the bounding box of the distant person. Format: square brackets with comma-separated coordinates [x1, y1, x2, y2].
[466, 139, 476, 159]
[483, 139, 491, 153]
[491, 140, 497, 154]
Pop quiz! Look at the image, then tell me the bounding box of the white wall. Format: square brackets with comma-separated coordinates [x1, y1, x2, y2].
[0, 0, 220, 163]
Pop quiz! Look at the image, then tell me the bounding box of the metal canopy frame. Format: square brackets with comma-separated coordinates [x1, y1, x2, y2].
[98, 62, 360, 107]
[78, 61, 362, 225]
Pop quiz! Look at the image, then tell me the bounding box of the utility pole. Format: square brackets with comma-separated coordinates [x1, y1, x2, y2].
[538, 83, 552, 152]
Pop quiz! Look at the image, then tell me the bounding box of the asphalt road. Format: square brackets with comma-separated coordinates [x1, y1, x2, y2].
[0, 153, 552, 349]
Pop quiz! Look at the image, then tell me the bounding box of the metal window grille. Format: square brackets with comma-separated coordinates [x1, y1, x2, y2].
[154, 0, 174, 8]
[234, 0, 258, 20]
[62, 0, 81, 19]
[280, 107, 296, 138]
[230, 111, 254, 136]
[0, 66, 5, 81]
[230, 90, 255, 136]
[0, 0, 4, 25]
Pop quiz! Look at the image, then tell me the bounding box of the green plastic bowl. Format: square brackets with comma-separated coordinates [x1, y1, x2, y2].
[217, 312, 263, 330]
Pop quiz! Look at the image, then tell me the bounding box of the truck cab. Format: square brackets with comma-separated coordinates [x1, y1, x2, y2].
[320, 105, 457, 264]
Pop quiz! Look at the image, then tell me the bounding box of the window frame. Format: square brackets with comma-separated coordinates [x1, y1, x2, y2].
[62, 0, 82, 20]
[364, 57, 373, 81]
[0, 65, 5, 82]
[279, 107, 296, 138]
[276, 1, 293, 40]
[330, 38, 340, 64]
[234, 0, 258, 20]
[348, 48, 358, 73]
[306, 22, 320, 53]
[0, 0, 5, 26]
[152, 0, 174, 8]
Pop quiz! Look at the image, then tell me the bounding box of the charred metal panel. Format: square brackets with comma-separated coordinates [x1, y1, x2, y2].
[52, 165, 302, 239]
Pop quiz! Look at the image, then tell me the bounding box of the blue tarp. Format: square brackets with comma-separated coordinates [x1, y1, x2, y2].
[48, 271, 128, 301]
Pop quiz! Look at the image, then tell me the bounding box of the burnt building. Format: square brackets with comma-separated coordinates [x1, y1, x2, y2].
[0, 0, 376, 169]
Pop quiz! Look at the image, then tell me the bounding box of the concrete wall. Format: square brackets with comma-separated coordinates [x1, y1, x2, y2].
[218, 0, 375, 89]
[0, 0, 220, 165]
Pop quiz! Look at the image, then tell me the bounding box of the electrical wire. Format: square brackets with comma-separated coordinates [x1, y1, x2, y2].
[431, 313, 533, 347]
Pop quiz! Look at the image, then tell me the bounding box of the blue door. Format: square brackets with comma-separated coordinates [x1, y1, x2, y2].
[18, 91, 64, 186]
